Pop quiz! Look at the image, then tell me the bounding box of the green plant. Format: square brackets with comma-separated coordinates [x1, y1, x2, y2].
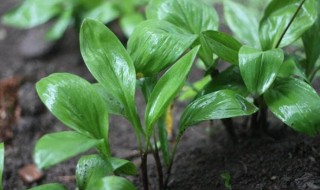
[2, 0, 147, 40]
[220, 171, 232, 190]
[146, 0, 320, 139]
[0, 143, 4, 190]
[32, 0, 259, 189]
[201, 0, 320, 137]
[32, 0, 320, 189]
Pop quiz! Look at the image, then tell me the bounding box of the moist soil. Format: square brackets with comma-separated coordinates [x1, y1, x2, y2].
[1, 1, 320, 190]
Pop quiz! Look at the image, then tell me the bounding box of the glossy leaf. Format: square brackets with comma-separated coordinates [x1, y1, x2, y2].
[0, 143, 3, 190]
[145, 47, 199, 136]
[93, 83, 125, 117]
[264, 77, 320, 136]
[76, 154, 113, 190]
[80, 19, 142, 135]
[120, 13, 144, 37]
[179, 90, 258, 134]
[146, 0, 218, 34]
[195, 36, 216, 68]
[224, 1, 259, 48]
[34, 131, 103, 169]
[239, 46, 284, 96]
[36, 73, 108, 140]
[201, 67, 249, 97]
[109, 157, 137, 176]
[201, 31, 242, 65]
[27, 183, 67, 190]
[259, 0, 317, 50]
[86, 176, 137, 190]
[127, 20, 197, 76]
[302, 1, 320, 77]
[2, 0, 62, 29]
[146, 0, 162, 19]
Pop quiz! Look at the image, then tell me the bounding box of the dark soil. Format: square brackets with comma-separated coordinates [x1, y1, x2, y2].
[1, 1, 320, 190]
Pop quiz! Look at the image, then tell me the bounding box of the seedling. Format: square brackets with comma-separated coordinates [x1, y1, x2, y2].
[200, 0, 320, 137]
[220, 171, 232, 190]
[32, 0, 320, 189]
[32, 0, 258, 189]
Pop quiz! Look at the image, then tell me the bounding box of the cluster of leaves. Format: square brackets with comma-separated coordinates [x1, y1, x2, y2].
[212, 0, 320, 136]
[1, 0, 147, 40]
[26, 0, 259, 189]
[182, 0, 320, 136]
[0, 0, 319, 189]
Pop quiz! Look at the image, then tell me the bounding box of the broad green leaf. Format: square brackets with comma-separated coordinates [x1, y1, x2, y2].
[80, 19, 142, 135]
[224, 1, 259, 48]
[2, 0, 62, 29]
[46, 6, 73, 41]
[146, 0, 162, 19]
[86, 176, 137, 190]
[278, 58, 307, 80]
[120, 13, 144, 37]
[145, 47, 199, 136]
[302, 1, 320, 77]
[201, 67, 249, 97]
[127, 20, 197, 76]
[179, 90, 258, 134]
[264, 77, 320, 136]
[0, 143, 3, 190]
[27, 183, 67, 190]
[76, 154, 113, 190]
[239, 46, 284, 96]
[259, 0, 317, 50]
[36, 73, 108, 141]
[82, 1, 119, 24]
[108, 157, 137, 176]
[93, 83, 125, 117]
[201, 31, 242, 65]
[195, 36, 216, 68]
[146, 0, 218, 34]
[34, 131, 103, 169]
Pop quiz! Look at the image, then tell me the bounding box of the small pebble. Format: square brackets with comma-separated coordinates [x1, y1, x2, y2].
[309, 156, 316, 162]
[18, 164, 43, 183]
[270, 176, 277, 180]
[0, 29, 7, 40]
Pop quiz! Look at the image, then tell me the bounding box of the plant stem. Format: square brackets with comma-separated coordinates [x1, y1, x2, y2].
[275, 0, 306, 48]
[129, 111, 145, 152]
[308, 65, 320, 82]
[141, 151, 149, 190]
[221, 118, 238, 143]
[164, 136, 181, 189]
[258, 97, 268, 133]
[153, 133, 164, 190]
[250, 99, 261, 135]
